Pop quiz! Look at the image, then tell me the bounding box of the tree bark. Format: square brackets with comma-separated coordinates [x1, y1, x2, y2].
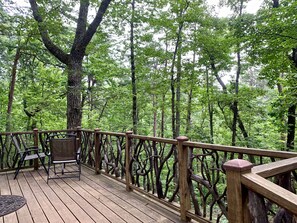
[231, 0, 243, 146]
[206, 68, 214, 143]
[170, 20, 184, 139]
[186, 51, 195, 136]
[176, 34, 182, 137]
[210, 59, 250, 146]
[6, 47, 21, 133]
[287, 104, 296, 150]
[130, 0, 138, 134]
[29, 0, 112, 129]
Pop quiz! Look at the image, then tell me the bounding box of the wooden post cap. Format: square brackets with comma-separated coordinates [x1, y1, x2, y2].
[126, 131, 133, 134]
[177, 136, 189, 141]
[223, 159, 253, 172]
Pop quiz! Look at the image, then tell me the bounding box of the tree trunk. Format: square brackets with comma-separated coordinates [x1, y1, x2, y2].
[161, 94, 165, 138]
[287, 104, 296, 150]
[67, 60, 83, 129]
[29, 0, 111, 129]
[231, 0, 243, 146]
[286, 48, 297, 150]
[6, 47, 21, 133]
[186, 51, 195, 136]
[130, 0, 137, 134]
[176, 36, 182, 137]
[211, 60, 250, 146]
[206, 68, 214, 143]
[153, 95, 157, 137]
[170, 22, 184, 139]
[171, 72, 176, 139]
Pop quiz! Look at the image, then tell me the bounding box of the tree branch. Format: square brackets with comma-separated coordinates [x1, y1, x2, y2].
[80, 0, 112, 49]
[29, 0, 70, 65]
[72, 0, 89, 52]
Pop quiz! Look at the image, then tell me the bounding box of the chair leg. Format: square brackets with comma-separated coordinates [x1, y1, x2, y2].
[47, 157, 51, 184]
[78, 161, 81, 180]
[14, 155, 25, 179]
[39, 156, 48, 174]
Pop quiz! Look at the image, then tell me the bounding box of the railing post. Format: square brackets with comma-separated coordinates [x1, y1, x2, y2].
[177, 136, 191, 222]
[76, 126, 82, 143]
[223, 159, 253, 223]
[33, 128, 39, 170]
[94, 128, 101, 174]
[125, 131, 133, 191]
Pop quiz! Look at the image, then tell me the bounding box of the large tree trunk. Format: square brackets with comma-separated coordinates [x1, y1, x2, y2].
[67, 60, 83, 129]
[29, 0, 111, 129]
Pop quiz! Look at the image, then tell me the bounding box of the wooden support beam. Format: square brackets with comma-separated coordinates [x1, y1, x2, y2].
[177, 136, 191, 222]
[125, 131, 133, 191]
[223, 159, 253, 223]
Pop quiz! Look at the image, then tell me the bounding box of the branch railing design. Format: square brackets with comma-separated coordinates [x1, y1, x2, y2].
[1, 128, 297, 222]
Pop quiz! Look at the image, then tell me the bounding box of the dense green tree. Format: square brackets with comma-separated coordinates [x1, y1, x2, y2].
[28, 0, 111, 129]
[0, 0, 296, 151]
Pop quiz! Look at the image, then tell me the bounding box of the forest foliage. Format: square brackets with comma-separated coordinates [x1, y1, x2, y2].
[0, 0, 296, 151]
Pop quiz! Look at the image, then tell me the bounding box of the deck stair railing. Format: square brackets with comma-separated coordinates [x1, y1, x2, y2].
[1, 127, 297, 222]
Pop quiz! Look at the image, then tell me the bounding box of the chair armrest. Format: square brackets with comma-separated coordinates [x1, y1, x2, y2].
[76, 147, 81, 154]
[24, 147, 40, 152]
[24, 146, 45, 155]
[76, 147, 81, 160]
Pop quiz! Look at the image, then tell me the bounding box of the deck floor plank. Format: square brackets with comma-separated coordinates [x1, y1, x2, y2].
[23, 171, 64, 223]
[82, 167, 179, 223]
[0, 166, 188, 223]
[7, 173, 33, 223]
[0, 173, 18, 223]
[39, 173, 96, 223]
[68, 177, 141, 223]
[81, 170, 160, 222]
[63, 177, 125, 223]
[31, 170, 79, 223]
[17, 171, 49, 223]
[53, 177, 110, 223]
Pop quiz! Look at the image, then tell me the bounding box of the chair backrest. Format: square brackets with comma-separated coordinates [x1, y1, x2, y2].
[11, 134, 25, 154]
[49, 137, 78, 161]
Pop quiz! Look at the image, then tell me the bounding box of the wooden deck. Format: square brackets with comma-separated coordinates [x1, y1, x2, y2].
[0, 165, 186, 223]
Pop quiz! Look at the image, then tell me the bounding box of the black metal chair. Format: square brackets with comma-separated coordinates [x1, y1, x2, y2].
[12, 134, 47, 179]
[47, 136, 81, 183]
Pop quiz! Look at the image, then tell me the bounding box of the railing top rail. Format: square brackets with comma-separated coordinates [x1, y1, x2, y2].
[252, 157, 297, 178]
[242, 172, 297, 216]
[184, 141, 297, 159]
[0, 131, 34, 135]
[97, 131, 126, 137]
[130, 134, 178, 145]
[38, 129, 76, 134]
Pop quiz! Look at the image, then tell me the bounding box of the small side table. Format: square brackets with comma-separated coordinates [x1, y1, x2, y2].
[0, 195, 26, 217]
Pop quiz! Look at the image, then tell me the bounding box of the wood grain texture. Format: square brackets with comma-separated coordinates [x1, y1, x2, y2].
[242, 173, 297, 215]
[0, 165, 191, 223]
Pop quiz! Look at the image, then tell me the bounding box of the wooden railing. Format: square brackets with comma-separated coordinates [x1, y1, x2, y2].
[224, 158, 297, 223]
[1, 128, 297, 222]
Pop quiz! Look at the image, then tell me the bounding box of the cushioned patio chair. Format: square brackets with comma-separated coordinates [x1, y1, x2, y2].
[12, 134, 47, 179]
[47, 136, 81, 183]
